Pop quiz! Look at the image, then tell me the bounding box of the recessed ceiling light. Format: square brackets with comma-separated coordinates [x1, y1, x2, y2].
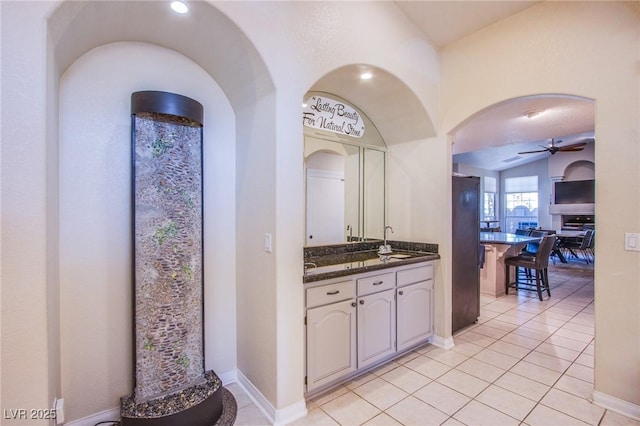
[360, 72, 373, 80]
[171, 1, 189, 14]
[302, 103, 308, 108]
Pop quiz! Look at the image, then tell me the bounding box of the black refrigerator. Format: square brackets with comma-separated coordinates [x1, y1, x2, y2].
[452, 175, 481, 333]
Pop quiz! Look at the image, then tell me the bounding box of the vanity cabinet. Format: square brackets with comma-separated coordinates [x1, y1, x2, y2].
[357, 288, 396, 369]
[306, 298, 357, 390]
[397, 264, 434, 351]
[305, 261, 434, 393]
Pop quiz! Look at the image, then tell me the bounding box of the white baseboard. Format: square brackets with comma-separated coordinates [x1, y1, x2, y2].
[235, 369, 307, 426]
[593, 390, 640, 421]
[431, 334, 455, 350]
[63, 368, 239, 426]
[217, 368, 238, 386]
[64, 407, 120, 426]
[274, 400, 308, 426]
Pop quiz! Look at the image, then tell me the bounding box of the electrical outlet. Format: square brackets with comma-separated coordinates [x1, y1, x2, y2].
[54, 398, 65, 424]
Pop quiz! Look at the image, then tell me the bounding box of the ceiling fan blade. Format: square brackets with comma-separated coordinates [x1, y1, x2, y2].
[557, 146, 585, 152]
[558, 142, 587, 151]
[560, 142, 587, 149]
[518, 149, 548, 154]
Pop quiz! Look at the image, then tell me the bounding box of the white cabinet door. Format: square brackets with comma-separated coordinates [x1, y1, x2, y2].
[357, 289, 396, 369]
[397, 280, 433, 352]
[306, 299, 357, 391]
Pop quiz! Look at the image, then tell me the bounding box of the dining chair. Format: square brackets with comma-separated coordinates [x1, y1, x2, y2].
[587, 230, 595, 260]
[522, 230, 546, 255]
[561, 229, 594, 264]
[505, 235, 557, 301]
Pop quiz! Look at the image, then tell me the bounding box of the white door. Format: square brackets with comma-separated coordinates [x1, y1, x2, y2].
[397, 281, 433, 352]
[306, 169, 345, 245]
[357, 289, 396, 369]
[306, 299, 357, 391]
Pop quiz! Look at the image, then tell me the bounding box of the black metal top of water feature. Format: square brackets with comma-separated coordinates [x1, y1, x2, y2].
[132, 91, 204, 125]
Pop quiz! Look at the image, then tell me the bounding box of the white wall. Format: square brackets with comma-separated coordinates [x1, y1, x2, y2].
[6, 0, 638, 423]
[441, 1, 640, 408]
[1, 2, 60, 421]
[386, 137, 451, 338]
[58, 42, 236, 421]
[218, 1, 442, 414]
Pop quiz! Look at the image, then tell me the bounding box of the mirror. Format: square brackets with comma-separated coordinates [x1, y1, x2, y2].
[303, 92, 387, 246]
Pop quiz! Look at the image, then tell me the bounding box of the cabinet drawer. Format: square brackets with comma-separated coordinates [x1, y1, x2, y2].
[397, 264, 433, 287]
[307, 280, 356, 308]
[357, 272, 395, 296]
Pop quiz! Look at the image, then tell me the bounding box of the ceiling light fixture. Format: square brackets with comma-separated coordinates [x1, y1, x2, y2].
[170, 1, 189, 14]
[360, 72, 373, 80]
[523, 109, 545, 119]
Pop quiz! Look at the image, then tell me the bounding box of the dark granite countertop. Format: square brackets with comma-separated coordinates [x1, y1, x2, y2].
[303, 240, 440, 283]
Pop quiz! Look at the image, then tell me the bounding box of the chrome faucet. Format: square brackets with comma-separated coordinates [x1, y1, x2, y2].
[379, 225, 394, 254]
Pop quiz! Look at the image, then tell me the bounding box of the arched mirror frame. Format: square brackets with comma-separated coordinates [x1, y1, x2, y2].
[304, 91, 387, 246]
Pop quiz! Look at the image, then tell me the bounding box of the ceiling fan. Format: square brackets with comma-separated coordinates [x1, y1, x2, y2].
[518, 137, 593, 155]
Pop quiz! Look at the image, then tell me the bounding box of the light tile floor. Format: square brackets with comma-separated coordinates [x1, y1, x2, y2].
[228, 259, 640, 425]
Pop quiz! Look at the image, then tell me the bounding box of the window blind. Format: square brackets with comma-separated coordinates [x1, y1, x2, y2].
[504, 176, 537, 193]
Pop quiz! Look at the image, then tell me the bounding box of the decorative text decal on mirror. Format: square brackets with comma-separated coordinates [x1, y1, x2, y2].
[303, 95, 365, 138]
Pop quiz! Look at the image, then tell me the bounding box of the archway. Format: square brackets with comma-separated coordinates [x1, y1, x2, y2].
[48, 1, 274, 422]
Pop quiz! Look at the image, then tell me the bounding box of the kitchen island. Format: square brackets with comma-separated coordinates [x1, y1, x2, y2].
[480, 232, 540, 297]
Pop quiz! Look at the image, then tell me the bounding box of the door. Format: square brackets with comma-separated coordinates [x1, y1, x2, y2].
[306, 299, 357, 391]
[397, 280, 433, 352]
[306, 168, 345, 245]
[357, 289, 396, 369]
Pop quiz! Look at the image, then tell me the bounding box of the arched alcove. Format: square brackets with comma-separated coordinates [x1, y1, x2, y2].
[564, 160, 595, 181]
[308, 64, 436, 144]
[48, 1, 275, 422]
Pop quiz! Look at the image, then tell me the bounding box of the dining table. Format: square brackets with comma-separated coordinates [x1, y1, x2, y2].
[554, 230, 586, 261]
[479, 232, 542, 297]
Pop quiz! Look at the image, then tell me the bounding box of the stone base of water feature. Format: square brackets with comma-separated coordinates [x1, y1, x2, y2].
[121, 370, 235, 426]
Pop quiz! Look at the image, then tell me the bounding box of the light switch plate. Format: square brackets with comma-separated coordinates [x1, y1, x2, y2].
[624, 233, 640, 251]
[264, 233, 272, 253]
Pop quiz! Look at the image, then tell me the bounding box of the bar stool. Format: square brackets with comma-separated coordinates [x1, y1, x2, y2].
[505, 235, 557, 301]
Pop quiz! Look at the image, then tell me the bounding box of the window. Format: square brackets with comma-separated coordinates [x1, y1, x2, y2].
[483, 176, 497, 220]
[504, 176, 538, 232]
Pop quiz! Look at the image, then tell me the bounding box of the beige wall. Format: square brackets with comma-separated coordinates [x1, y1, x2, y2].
[2, 0, 441, 423]
[1, 2, 59, 424]
[218, 1, 442, 416]
[3, 0, 638, 424]
[440, 1, 640, 407]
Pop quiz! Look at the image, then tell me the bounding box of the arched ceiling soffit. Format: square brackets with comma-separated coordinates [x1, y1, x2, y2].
[309, 65, 435, 145]
[48, 0, 273, 110]
[451, 94, 595, 155]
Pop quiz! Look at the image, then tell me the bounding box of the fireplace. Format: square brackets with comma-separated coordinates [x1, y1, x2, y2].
[561, 214, 595, 231]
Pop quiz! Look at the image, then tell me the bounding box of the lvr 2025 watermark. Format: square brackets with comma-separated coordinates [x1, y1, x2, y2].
[3, 408, 57, 420]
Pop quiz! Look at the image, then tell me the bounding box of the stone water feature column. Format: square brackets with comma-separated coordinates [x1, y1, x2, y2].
[121, 91, 235, 426]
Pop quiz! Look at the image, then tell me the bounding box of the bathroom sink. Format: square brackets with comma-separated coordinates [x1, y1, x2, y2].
[387, 253, 413, 259]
